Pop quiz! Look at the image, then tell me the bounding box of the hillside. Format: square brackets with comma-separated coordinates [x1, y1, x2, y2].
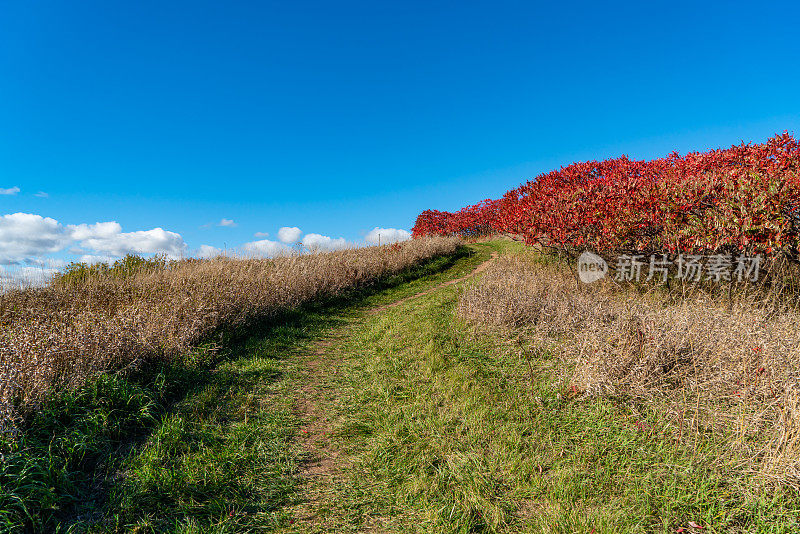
[4, 239, 800, 532]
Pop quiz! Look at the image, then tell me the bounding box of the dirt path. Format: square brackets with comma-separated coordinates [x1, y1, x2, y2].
[290, 338, 341, 526]
[290, 250, 498, 528]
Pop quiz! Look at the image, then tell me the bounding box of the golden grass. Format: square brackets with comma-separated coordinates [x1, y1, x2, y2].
[0, 237, 459, 431]
[457, 252, 800, 488]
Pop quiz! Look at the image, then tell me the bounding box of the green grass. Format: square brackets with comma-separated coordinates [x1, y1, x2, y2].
[298, 241, 800, 533]
[92, 244, 491, 533]
[0, 244, 483, 533]
[100, 326, 305, 533]
[11, 238, 797, 533]
[357, 241, 494, 307]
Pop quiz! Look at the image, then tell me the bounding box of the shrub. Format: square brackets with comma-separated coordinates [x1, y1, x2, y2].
[55, 254, 168, 286]
[413, 133, 800, 257]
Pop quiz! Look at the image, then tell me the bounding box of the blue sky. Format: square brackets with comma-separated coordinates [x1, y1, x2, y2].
[1, 1, 799, 274]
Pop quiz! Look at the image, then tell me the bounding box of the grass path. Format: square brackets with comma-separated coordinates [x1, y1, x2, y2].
[369, 250, 498, 314]
[30, 242, 493, 533]
[18, 239, 800, 532]
[288, 247, 500, 530]
[282, 240, 800, 534]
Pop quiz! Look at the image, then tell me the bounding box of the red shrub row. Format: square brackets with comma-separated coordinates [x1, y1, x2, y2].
[412, 133, 800, 255]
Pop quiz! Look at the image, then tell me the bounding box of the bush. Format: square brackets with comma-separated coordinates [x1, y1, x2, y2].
[413, 133, 800, 257]
[55, 254, 168, 286]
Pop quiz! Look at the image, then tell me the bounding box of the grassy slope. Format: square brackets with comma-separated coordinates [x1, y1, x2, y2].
[9, 239, 799, 533]
[95, 245, 491, 533]
[0, 244, 485, 534]
[298, 240, 800, 534]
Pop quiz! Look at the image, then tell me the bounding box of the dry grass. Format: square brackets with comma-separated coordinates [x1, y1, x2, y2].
[458, 252, 800, 488]
[0, 237, 459, 432]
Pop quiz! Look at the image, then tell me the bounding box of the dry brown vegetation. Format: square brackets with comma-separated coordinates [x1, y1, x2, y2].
[458, 251, 800, 487]
[0, 237, 459, 431]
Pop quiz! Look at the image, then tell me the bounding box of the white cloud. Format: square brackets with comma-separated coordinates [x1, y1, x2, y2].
[68, 223, 187, 259]
[79, 254, 117, 265]
[254, 231, 269, 238]
[241, 239, 291, 257]
[302, 233, 349, 252]
[35, 191, 49, 198]
[277, 226, 302, 243]
[69, 221, 123, 241]
[0, 213, 189, 265]
[0, 213, 73, 264]
[219, 218, 237, 227]
[0, 266, 59, 288]
[365, 227, 411, 245]
[0, 258, 68, 288]
[0, 187, 20, 196]
[22, 257, 69, 270]
[196, 245, 222, 259]
[0, 213, 406, 278]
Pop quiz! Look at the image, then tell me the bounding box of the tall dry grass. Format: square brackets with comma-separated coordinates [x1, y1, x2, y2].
[458, 252, 800, 487]
[0, 237, 459, 432]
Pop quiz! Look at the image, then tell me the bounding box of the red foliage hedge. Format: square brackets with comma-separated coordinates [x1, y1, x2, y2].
[412, 133, 800, 255]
